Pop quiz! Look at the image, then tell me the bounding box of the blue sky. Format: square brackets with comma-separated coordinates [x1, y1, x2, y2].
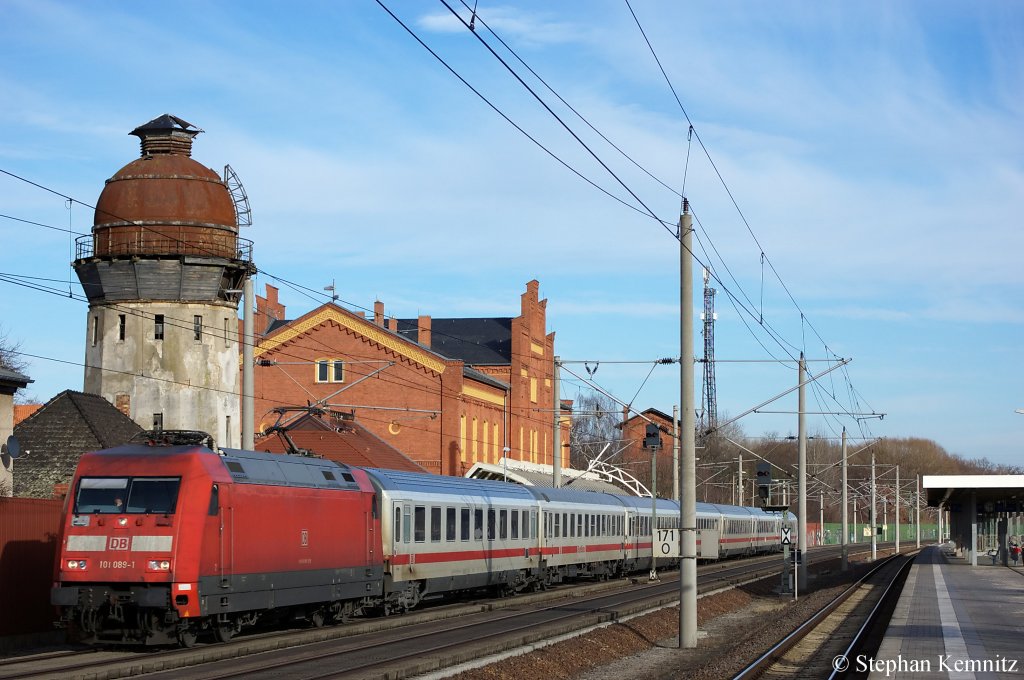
[1, 1, 1021, 465]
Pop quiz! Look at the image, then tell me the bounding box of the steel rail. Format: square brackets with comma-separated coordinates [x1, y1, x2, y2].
[826, 554, 917, 680]
[731, 552, 915, 680]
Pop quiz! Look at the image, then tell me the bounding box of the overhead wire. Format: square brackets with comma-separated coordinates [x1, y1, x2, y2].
[623, 0, 850, 365]
[3, 3, 875, 440]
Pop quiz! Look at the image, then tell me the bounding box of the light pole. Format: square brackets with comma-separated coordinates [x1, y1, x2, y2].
[871, 453, 877, 561]
[895, 465, 900, 554]
[916, 475, 921, 549]
[841, 428, 848, 570]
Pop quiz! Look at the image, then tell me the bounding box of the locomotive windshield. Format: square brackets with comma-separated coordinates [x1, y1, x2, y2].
[74, 477, 181, 515]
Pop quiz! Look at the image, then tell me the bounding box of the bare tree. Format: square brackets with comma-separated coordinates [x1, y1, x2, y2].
[568, 390, 622, 469]
[0, 325, 36, 405]
[0, 325, 28, 374]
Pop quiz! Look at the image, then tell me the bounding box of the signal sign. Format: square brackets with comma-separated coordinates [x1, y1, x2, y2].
[657, 529, 679, 557]
[756, 462, 772, 486]
[780, 527, 792, 545]
[643, 423, 662, 450]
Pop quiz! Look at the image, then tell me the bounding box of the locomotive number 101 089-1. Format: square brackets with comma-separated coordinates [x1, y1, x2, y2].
[99, 560, 135, 569]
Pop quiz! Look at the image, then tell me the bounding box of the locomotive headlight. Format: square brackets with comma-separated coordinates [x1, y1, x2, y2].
[117, 517, 128, 527]
[147, 559, 171, 571]
[66, 559, 88, 570]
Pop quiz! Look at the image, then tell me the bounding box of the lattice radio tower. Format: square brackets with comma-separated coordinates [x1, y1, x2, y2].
[700, 268, 718, 434]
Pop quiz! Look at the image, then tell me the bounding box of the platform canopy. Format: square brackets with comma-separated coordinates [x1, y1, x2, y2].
[465, 459, 632, 495]
[923, 475, 1024, 511]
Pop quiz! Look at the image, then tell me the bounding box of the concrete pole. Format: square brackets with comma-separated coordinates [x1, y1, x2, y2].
[841, 428, 848, 570]
[969, 491, 977, 566]
[679, 207, 698, 649]
[553, 356, 561, 488]
[916, 475, 921, 549]
[673, 405, 680, 502]
[853, 495, 858, 544]
[650, 440, 658, 580]
[738, 453, 744, 506]
[820, 492, 824, 546]
[895, 465, 900, 554]
[797, 353, 808, 588]
[242, 275, 255, 450]
[871, 452, 877, 561]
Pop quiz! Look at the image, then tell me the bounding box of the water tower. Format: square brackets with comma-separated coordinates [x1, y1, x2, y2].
[73, 114, 254, 446]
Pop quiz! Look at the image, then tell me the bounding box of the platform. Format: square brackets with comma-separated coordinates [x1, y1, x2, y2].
[867, 546, 1024, 679]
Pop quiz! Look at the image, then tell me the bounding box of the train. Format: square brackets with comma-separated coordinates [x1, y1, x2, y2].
[51, 431, 790, 646]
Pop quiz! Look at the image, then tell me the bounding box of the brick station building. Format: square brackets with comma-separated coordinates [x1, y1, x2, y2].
[250, 280, 568, 476]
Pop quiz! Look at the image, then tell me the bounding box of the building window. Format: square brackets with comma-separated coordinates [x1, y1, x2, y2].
[482, 420, 489, 464]
[225, 415, 231, 445]
[91, 315, 99, 346]
[530, 377, 538, 403]
[154, 314, 164, 341]
[153, 413, 163, 431]
[193, 315, 203, 341]
[223, 317, 231, 348]
[118, 314, 126, 342]
[460, 415, 467, 463]
[315, 358, 344, 383]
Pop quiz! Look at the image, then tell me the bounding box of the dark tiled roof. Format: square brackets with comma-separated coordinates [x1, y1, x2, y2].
[622, 408, 677, 426]
[265, 318, 291, 335]
[12, 391, 143, 498]
[463, 366, 509, 391]
[0, 366, 32, 392]
[397, 318, 513, 365]
[255, 414, 426, 474]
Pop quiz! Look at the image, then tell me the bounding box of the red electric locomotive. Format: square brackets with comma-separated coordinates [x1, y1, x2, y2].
[51, 431, 383, 646]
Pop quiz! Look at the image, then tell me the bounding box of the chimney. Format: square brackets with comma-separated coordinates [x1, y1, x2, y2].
[130, 114, 201, 157]
[418, 315, 432, 348]
[374, 300, 384, 326]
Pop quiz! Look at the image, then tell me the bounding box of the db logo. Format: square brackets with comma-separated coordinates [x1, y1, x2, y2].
[109, 536, 130, 551]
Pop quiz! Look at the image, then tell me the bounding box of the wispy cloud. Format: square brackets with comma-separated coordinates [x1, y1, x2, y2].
[417, 5, 582, 46]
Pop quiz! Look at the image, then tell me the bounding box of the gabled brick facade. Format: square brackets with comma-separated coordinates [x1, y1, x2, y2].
[620, 407, 678, 496]
[249, 281, 567, 477]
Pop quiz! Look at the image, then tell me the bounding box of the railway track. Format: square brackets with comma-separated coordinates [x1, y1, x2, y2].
[733, 551, 916, 680]
[123, 556, 798, 680]
[0, 543, 895, 680]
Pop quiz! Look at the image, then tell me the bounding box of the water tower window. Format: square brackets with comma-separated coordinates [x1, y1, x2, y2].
[91, 315, 99, 346]
[118, 314, 126, 342]
[194, 315, 203, 341]
[153, 413, 164, 431]
[154, 315, 165, 340]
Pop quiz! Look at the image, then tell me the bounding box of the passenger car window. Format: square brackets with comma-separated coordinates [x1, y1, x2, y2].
[414, 506, 425, 542]
[446, 507, 457, 542]
[431, 507, 442, 542]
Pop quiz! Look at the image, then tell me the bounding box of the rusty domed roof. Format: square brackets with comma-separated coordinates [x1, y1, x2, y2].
[92, 115, 237, 260]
